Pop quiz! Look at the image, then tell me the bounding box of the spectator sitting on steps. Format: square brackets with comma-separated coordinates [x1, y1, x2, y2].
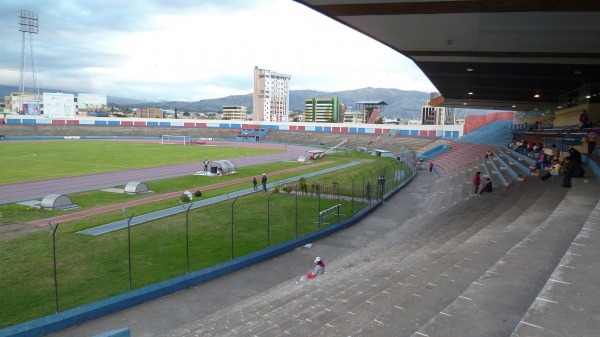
[477, 178, 493, 196]
[535, 151, 547, 170]
[551, 144, 560, 159]
[540, 157, 562, 181]
[297, 257, 326, 283]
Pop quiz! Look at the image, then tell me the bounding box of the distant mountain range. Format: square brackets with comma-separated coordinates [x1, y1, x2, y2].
[0, 85, 432, 119]
[132, 88, 431, 119]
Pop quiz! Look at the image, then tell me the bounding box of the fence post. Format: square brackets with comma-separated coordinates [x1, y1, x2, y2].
[295, 185, 298, 238]
[123, 209, 135, 291]
[336, 179, 342, 223]
[180, 201, 194, 274]
[267, 190, 275, 247]
[348, 174, 356, 215]
[48, 221, 59, 313]
[229, 196, 239, 259]
[314, 182, 321, 229]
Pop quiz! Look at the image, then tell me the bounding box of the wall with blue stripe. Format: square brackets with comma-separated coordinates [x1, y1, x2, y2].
[3, 116, 464, 138]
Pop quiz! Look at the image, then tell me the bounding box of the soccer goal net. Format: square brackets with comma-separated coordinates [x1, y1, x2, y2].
[161, 135, 190, 145]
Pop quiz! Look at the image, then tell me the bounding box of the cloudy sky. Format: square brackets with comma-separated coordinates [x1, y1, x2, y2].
[0, 0, 437, 102]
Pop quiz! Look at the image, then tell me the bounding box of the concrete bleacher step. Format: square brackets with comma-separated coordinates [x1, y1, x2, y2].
[501, 147, 535, 175]
[510, 192, 600, 336]
[429, 141, 492, 174]
[311, 181, 567, 337]
[164, 177, 507, 335]
[164, 177, 568, 337]
[481, 157, 514, 187]
[177, 194, 500, 336]
[411, 180, 600, 337]
[240, 204, 520, 336]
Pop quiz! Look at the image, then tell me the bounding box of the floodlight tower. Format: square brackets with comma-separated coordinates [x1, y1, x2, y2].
[18, 10, 40, 114]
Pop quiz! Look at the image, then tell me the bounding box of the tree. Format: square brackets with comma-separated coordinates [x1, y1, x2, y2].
[375, 116, 385, 124]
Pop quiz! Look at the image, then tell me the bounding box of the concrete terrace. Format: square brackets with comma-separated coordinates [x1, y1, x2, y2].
[47, 150, 600, 337]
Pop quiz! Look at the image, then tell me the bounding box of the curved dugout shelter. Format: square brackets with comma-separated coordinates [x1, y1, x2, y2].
[124, 182, 150, 194]
[40, 194, 78, 210]
[211, 160, 237, 175]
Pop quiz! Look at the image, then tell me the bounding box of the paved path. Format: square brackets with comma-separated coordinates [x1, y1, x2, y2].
[0, 142, 314, 205]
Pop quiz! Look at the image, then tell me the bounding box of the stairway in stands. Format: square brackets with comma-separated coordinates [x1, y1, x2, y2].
[458, 120, 513, 147]
[163, 155, 600, 337]
[366, 109, 381, 124]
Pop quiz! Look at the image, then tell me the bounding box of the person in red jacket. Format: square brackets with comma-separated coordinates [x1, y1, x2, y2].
[473, 171, 481, 195]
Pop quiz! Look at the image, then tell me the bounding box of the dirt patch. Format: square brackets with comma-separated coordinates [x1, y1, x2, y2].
[0, 222, 46, 240]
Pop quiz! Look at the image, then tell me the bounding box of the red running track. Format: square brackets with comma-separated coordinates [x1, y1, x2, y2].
[0, 142, 315, 205]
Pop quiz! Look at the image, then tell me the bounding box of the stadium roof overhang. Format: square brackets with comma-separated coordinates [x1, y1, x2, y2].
[294, 1, 600, 112]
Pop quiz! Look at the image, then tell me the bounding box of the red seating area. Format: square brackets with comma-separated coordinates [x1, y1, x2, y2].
[426, 141, 496, 173]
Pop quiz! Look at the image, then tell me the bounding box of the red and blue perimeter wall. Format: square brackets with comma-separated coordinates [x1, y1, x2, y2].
[3, 116, 466, 139]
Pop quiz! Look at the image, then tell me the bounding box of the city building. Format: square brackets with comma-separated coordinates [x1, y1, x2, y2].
[304, 97, 342, 123]
[343, 110, 369, 123]
[421, 92, 456, 125]
[136, 107, 163, 118]
[344, 101, 386, 124]
[4, 92, 42, 114]
[222, 105, 248, 121]
[253, 66, 291, 122]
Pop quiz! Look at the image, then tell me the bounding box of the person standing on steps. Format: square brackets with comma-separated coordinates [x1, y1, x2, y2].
[473, 171, 481, 195]
[562, 156, 585, 188]
[429, 161, 434, 172]
[261, 173, 268, 192]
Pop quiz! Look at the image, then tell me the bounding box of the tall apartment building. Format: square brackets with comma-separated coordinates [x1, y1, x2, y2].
[223, 105, 248, 120]
[305, 97, 341, 123]
[253, 66, 291, 122]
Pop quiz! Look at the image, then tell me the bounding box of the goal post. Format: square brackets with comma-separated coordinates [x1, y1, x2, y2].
[161, 135, 190, 146]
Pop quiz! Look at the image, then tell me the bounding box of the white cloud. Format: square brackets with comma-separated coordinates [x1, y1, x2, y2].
[0, 0, 436, 101]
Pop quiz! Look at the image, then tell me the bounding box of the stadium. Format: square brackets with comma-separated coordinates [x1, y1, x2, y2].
[1, 1, 600, 336]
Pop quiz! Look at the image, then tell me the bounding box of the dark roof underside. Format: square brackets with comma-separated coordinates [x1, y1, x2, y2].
[294, 0, 600, 112]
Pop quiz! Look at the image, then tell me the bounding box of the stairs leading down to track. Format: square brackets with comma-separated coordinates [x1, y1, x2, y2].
[163, 163, 600, 337]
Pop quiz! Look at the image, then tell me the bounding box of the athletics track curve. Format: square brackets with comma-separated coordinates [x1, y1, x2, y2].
[0, 141, 317, 205]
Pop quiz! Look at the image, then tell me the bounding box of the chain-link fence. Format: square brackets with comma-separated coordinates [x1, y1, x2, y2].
[0, 152, 416, 329]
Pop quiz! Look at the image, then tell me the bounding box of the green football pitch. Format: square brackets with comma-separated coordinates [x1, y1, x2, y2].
[0, 140, 280, 184]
